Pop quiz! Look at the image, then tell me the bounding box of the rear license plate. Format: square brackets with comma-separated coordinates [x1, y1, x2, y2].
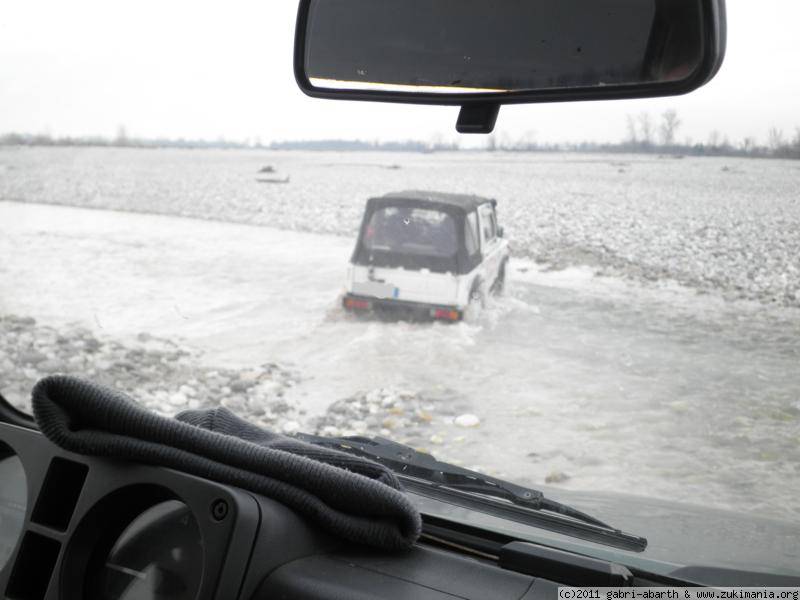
[353, 281, 397, 299]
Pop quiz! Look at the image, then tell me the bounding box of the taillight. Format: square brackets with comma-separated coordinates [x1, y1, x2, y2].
[433, 308, 461, 321]
[345, 297, 371, 310]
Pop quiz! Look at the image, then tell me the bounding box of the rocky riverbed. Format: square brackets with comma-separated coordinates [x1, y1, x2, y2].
[0, 314, 302, 422]
[1, 147, 798, 307]
[1, 314, 488, 467]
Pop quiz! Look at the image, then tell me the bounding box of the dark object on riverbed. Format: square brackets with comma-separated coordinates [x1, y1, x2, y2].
[256, 176, 291, 184]
[258, 165, 276, 173]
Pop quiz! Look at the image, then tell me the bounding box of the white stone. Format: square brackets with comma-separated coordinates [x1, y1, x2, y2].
[168, 392, 187, 406]
[282, 421, 300, 435]
[454, 414, 481, 428]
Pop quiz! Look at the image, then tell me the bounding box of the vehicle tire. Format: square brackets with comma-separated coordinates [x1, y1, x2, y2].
[464, 280, 485, 321]
[493, 262, 507, 295]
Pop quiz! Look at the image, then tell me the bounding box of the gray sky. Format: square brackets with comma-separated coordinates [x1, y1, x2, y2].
[0, 0, 797, 145]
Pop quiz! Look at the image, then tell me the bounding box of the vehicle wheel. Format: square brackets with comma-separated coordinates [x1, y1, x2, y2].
[464, 281, 485, 321]
[493, 263, 507, 295]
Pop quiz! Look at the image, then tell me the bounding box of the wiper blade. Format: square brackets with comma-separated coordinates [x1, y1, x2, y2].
[299, 434, 601, 524]
[297, 434, 647, 552]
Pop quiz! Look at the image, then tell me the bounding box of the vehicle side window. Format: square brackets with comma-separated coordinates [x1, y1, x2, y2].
[465, 212, 480, 255]
[479, 205, 495, 245]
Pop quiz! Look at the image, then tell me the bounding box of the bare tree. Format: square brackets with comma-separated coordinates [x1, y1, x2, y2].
[625, 115, 638, 145]
[428, 132, 445, 151]
[115, 125, 128, 145]
[740, 137, 756, 154]
[767, 127, 784, 152]
[660, 111, 677, 145]
[638, 113, 653, 146]
[518, 129, 537, 150]
[497, 132, 513, 150]
[794, 128, 800, 150]
[659, 109, 681, 146]
[707, 130, 721, 148]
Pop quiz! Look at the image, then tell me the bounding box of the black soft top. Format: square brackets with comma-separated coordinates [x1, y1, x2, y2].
[370, 190, 495, 214]
[353, 191, 493, 275]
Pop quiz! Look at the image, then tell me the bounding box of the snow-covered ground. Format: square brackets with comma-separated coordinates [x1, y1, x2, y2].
[1, 198, 798, 523]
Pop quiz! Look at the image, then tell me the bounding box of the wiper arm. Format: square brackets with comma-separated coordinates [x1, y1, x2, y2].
[297, 434, 647, 552]
[299, 433, 602, 525]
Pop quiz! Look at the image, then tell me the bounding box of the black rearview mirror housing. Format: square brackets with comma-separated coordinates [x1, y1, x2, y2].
[294, 0, 726, 133]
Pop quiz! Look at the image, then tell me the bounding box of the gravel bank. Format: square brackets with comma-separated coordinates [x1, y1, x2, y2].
[1, 315, 482, 460]
[0, 314, 303, 425]
[309, 388, 489, 465]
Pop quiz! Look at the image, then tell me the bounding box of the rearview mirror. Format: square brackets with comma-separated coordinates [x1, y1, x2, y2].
[294, 0, 726, 133]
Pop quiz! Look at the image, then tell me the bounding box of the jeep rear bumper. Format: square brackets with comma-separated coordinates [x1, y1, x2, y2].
[343, 294, 463, 322]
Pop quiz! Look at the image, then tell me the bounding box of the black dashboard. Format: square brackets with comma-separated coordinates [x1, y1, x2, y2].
[0, 421, 575, 599]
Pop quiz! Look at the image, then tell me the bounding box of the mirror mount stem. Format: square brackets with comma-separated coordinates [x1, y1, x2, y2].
[456, 104, 500, 134]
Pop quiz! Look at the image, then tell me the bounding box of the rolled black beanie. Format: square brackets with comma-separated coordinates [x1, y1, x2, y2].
[31, 375, 422, 551]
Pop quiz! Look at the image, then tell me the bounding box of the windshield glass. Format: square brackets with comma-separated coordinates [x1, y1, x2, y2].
[1, 0, 798, 581]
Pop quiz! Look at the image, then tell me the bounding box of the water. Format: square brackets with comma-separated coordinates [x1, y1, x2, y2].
[2, 146, 798, 304]
[0, 147, 798, 523]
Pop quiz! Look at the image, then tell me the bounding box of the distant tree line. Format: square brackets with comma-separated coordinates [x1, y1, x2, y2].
[2, 112, 799, 159]
[0, 131, 261, 150]
[266, 139, 459, 152]
[484, 110, 800, 159]
[0, 132, 456, 153]
[613, 109, 800, 159]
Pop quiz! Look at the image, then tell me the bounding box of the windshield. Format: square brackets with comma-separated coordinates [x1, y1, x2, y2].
[1, 0, 798, 581]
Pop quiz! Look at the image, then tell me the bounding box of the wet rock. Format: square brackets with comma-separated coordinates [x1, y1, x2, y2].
[268, 400, 292, 415]
[20, 350, 47, 365]
[38, 359, 66, 373]
[544, 471, 571, 484]
[83, 337, 101, 353]
[454, 414, 481, 428]
[320, 425, 341, 437]
[5, 316, 36, 331]
[282, 421, 300, 434]
[229, 379, 254, 393]
[168, 392, 187, 406]
[0, 314, 304, 422]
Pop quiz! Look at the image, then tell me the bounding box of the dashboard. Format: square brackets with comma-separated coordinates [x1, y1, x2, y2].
[0, 421, 566, 599]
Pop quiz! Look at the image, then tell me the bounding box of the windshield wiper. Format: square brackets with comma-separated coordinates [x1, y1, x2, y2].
[297, 433, 647, 552]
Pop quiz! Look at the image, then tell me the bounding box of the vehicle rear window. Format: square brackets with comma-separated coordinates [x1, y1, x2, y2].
[364, 207, 458, 258]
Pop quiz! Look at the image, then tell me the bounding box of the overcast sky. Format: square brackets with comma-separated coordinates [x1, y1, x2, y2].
[0, 0, 797, 146]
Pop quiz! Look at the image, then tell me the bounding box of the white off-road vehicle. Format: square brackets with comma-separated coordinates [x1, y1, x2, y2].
[342, 191, 510, 321]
